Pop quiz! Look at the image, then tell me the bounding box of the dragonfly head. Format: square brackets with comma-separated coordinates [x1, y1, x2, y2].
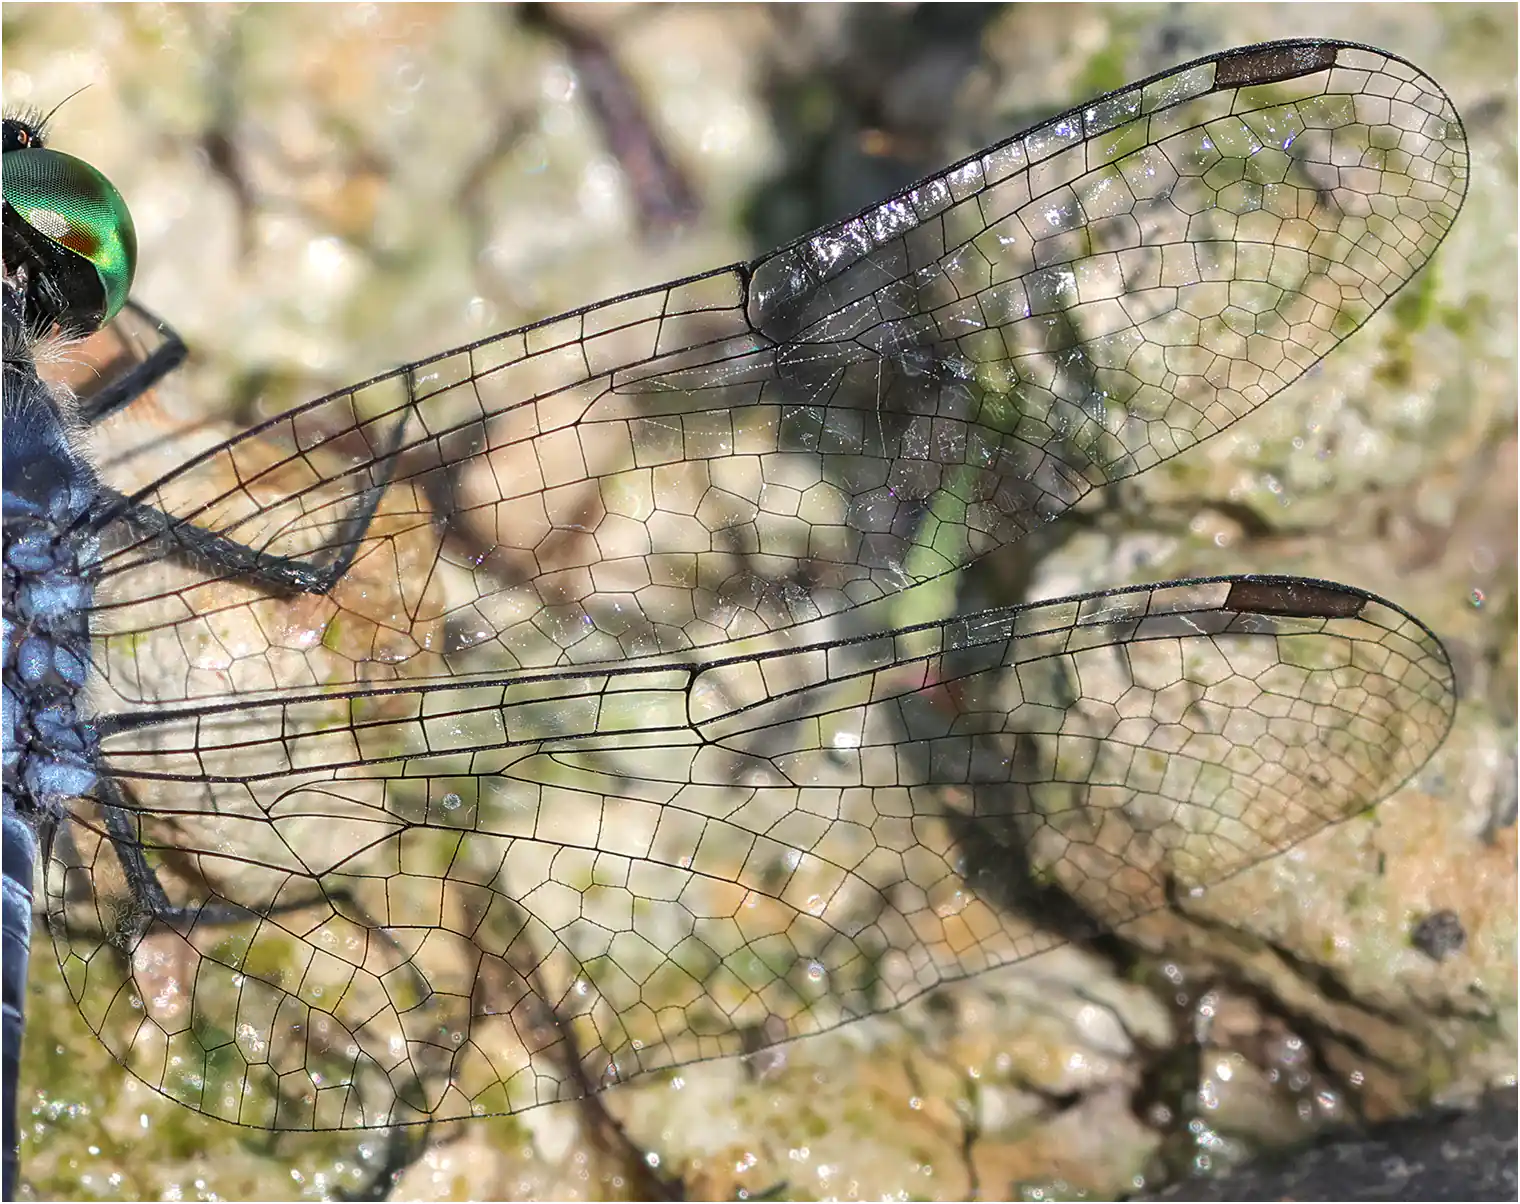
[2, 113, 137, 338]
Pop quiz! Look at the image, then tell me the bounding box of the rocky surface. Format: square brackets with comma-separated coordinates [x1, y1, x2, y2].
[3, 4, 1514, 1200]
[1146, 1085, 1518, 1201]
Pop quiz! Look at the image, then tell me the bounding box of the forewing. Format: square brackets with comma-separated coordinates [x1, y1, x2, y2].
[51, 576, 1455, 1128]
[87, 40, 1468, 698]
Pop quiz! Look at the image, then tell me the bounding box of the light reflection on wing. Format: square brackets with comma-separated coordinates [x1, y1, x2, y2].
[86, 39, 1466, 689]
[49, 40, 1465, 1131]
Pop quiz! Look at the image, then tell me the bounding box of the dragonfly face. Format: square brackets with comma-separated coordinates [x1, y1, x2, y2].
[2, 113, 137, 340]
[2, 32, 1474, 1199]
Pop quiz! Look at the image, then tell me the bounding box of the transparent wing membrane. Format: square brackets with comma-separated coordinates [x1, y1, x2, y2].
[48, 40, 1465, 1131]
[87, 39, 1466, 686]
[62, 575, 1454, 1127]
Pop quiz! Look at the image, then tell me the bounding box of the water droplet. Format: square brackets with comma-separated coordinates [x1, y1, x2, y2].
[1469, 587, 1485, 609]
[441, 792, 462, 811]
[465, 296, 498, 331]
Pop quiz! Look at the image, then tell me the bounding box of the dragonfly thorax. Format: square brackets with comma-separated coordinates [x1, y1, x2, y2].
[2, 305, 100, 823]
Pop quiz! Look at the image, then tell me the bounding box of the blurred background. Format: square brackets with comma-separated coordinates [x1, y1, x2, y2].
[3, 3, 1514, 1199]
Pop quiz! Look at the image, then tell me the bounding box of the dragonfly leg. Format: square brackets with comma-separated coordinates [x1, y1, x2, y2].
[94, 777, 379, 935]
[76, 300, 189, 426]
[97, 403, 409, 596]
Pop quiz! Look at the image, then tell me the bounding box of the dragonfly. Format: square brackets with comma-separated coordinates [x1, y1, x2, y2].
[2, 37, 1465, 1198]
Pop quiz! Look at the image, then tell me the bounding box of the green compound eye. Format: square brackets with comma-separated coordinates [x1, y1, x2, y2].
[3, 145, 137, 327]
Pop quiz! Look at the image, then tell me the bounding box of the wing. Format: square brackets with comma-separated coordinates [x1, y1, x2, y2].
[52, 40, 1465, 1131]
[53, 575, 1455, 1128]
[84, 40, 1467, 705]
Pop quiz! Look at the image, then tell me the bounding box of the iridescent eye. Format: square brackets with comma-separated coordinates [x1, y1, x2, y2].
[3, 144, 137, 328]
